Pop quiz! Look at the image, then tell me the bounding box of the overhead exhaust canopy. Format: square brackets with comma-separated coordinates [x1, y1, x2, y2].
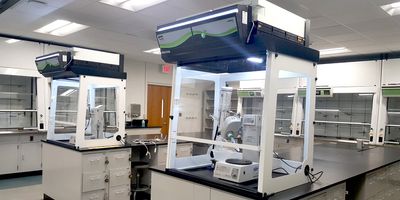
[0, 0, 20, 14]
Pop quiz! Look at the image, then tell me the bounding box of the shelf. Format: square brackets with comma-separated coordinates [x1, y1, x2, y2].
[384, 141, 400, 145]
[316, 108, 372, 112]
[56, 110, 78, 113]
[275, 118, 291, 121]
[314, 120, 371, 126]
[0, 109, 37, 112]
[386, 124, 400, 127]
[388, 112, 400, 115]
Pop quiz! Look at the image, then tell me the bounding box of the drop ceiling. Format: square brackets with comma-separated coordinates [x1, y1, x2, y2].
[1, 0, 400, 63]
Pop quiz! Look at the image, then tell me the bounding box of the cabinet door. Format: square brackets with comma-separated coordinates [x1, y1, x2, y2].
[19, 142, 42, 172]
[0, 144, 18, 174]
[210, 189, 251, 200]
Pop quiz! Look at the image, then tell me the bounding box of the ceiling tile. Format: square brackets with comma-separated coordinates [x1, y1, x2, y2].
[312, 25, 354, 37]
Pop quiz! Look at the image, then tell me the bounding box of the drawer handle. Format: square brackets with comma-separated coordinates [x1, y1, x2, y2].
[89, 195, 99, 200]
[105, 175, 109, 183]
[89, 158, 100, 162]
[90, 177, 101, 181]
[116, 173, 125, 177]
[115, 190, 124, 195]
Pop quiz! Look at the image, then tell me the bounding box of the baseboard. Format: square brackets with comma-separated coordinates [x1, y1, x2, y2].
[0, 170, 42, 180]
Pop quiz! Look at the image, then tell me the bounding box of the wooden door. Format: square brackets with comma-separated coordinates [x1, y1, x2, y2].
[147, 85, 172, 136]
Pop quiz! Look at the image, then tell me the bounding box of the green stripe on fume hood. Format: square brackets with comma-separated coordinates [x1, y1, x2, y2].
[159, 28, 238, 49]
[383, 88, 400, 97]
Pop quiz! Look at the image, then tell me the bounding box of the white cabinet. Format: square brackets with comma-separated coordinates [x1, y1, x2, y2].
[152, 172, 251, 200]
[19, 142, 42, 172]
[0, 133, 44, 175]
[0, 143, 18, 174]
[43, 143, 131, 200]
[210, 189, 251, 200]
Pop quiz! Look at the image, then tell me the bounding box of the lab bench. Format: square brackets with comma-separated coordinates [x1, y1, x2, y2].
[42, 140, 132, 200]
[150, 142, 400, 200]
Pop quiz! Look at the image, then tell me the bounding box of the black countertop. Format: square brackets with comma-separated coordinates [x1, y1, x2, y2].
[42, 136, 171, 152]
[150, 142, 400, 200]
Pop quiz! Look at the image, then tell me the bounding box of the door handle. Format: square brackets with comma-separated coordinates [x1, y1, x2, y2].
[161, 98, 164, 118]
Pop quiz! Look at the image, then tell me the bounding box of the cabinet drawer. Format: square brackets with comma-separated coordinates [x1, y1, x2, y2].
[83, 154, 106, 172]
[109, 186, 130, 200]
[110, 169, 131, 187]
[82, 190, 105, 200]
[107, 150, 130, 170]
[82, 172, 106, 192]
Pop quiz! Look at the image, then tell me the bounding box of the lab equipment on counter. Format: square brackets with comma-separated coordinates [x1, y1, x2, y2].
[214, 158, 259, 183]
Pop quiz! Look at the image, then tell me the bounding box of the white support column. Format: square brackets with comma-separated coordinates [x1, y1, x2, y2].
[166, 66, 180, 169]
[370, 87, 382, 145]
[258, 52, 316, 195]
[258, 52, 279, 193]
[75, 76, 89, 148]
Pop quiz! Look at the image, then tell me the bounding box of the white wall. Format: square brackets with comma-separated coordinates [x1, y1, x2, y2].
[317, 61, 381, 87]
[382, 58, 400, 86]
[124, 59, 173, 119]
[0, 40, 42, 70]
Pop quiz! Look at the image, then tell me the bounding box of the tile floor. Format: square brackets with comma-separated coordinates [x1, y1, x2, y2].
[0, 175, 42, 200]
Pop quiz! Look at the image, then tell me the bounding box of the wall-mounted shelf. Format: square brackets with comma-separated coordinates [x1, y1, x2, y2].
[314, 120, 371, 126]
[276, 118, 291, 121]
[0, 110, 37, 112]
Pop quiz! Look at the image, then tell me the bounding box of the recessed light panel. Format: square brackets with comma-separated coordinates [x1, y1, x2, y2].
[319, 47, 350, 55]
[35, 20, 89, 36]
[381, 2, 400, 16]
[100, 0, 167, 12]
[144, 48, 161, 55]
[5, 39, 20, 44]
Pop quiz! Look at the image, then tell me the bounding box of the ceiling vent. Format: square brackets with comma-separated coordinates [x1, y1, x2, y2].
[0, 0, 20, 14]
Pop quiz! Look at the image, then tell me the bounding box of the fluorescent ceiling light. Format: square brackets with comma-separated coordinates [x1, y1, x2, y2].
[247, 57, 263, 64]
[50, 23, 89, 36]
[60, 89, 77, 97]
[358, 94, 373, 96]
[35, 20, 71, 34]
[5, 39, 20, 44]
[158, 8, 238, 32]
[319, 47, 350, 55]
[35, 20, 88, 36]
[287, 95, 294, 98]
[381, 2, 400, 16]
[144, 48, 161, 55]
[100, 0, 167, 12]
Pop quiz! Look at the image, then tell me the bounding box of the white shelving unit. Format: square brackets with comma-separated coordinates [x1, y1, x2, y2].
[310, 93, 374, 139]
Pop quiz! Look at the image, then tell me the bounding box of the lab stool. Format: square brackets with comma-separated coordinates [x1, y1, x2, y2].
[131, 161, 150, 200]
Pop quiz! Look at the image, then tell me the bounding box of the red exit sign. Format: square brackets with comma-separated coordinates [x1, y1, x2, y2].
[162, 64, 172, 74]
